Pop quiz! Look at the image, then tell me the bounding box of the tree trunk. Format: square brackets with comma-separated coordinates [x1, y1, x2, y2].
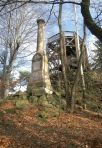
[58, 0, 71, 110]
[81, 0, 102, 42]
[2, 66, 12, 99]
[71, 25, 86, 113]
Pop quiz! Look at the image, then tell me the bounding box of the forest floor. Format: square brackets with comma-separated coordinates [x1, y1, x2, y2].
[0, 100, 102, 148]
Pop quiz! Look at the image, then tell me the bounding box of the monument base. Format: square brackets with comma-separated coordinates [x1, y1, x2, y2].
[28, 52, 52, 97]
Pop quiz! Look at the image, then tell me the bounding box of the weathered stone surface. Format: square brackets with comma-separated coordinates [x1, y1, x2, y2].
[27, 19, 52, 97]
[37, 95, 48, 106]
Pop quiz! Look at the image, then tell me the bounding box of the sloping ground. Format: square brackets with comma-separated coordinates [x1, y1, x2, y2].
[0, 101, 102, 148]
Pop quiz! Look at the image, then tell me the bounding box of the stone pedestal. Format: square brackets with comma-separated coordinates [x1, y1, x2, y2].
[28, 52, 52, 96]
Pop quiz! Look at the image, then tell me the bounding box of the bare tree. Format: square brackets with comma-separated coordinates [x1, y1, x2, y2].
[71, 24, 86, 113]
[81, 0, 102, 42]
[0, 4, 42, 98]
[58, 0, 71, 111]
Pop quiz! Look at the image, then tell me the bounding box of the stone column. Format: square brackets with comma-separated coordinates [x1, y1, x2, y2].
[37, 19, 45, 53]
[27, 19, 52, 96]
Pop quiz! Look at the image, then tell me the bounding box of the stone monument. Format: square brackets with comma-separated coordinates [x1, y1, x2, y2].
[28, 19, 52, 96]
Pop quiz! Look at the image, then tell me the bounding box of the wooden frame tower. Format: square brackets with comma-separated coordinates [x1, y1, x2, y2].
[46, 31, 89, 88]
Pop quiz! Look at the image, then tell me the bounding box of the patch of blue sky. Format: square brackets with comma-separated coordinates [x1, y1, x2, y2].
[46, 2, 83, 38]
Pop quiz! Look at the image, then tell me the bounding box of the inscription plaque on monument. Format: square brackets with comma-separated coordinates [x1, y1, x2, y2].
[33, 61, 41, 71]
[32, 53, 42, 72]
